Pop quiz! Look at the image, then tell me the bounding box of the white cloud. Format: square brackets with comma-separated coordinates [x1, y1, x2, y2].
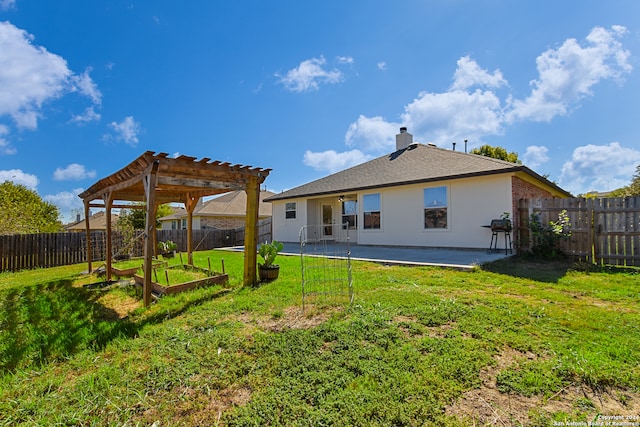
[401, 88, 504, 147]
[336, 56, 354, 65]
[0, 0, 16, 10]
[0, 124, 15, 155]
[345, 115, 400, 153]
[0, 169, 39, 189]
[559, 142, 640, 194]
[451, 56, 507, 91]
[70, 106, 101, 124]
[343, 58, 506, 157]
[507, 26, 631, 123]
[303, 149, 373, 174]
[72, 107, 101, 124]
[377, 61, 387, 71]
[303, 26, 631, 179]
[276, 56, 343, 92]
[70, 67, 102, 105]
[43, 187, 84, 223]
[338, 25, 630, 175]
[523, 145, 550, 169]
[0, 21, 103, 146]
[108, 116, 141, 145]
[53, 163, 96, 181]
[0, 22, 72, 129]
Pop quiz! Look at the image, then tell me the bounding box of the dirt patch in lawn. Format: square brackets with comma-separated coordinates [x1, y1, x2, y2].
[95, 291, 141, 320]
[206, 385, 252, 421]
[446, 347, 640, 425]
[231, 305, 339, 333]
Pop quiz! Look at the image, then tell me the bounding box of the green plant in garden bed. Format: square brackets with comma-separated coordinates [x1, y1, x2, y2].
[112, 258, 146, 270]
[147, 265, 215, 286]
[0, 252, 639, 425]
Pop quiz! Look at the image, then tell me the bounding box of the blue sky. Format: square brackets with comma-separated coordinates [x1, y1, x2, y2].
[1, 1, 640, 222]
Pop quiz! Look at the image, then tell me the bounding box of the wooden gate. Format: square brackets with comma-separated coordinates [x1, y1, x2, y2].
[518, 196, 640, 267]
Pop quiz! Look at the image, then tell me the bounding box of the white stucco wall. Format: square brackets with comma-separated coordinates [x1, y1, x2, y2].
[357, 175, 512, 248]
[271, 198, 307, 243]
[271, 174, 514, 249]
[159, 217, 201, 230]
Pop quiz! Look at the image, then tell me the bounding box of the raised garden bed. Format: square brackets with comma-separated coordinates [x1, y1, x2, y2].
[133, 264, 228, 296]
[112, 257, 166, 277]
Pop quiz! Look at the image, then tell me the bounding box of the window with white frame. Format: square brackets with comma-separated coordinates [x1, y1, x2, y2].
[285, 202, 297, 219]
[424, 186, 448, 229]
[363, 193, 381, 229]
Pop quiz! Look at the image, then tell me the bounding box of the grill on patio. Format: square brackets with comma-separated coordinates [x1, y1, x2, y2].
[487, 219, 512, 254]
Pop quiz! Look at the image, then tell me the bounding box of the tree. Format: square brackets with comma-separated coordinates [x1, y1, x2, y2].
[630, 164, 640, 195]
[0, 181, 63, 234]
[117, 202, 174, 230]
[470, 144, 521, 164]
[609, 164, 640, 197]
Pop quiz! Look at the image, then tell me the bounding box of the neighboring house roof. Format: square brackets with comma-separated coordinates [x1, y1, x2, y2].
[265, 143, 571, 201]
[65, 211, 119, 231]
[159, 190, 275, 221]
[155, 206, 186, 221]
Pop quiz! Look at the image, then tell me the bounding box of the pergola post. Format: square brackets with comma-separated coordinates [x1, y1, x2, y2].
[104, 191, 114, 282]
[143, 161, 159, 307]
[185, 194, 200, 266]
[243, 176, 261, 286]
[84, 200, 92, 273]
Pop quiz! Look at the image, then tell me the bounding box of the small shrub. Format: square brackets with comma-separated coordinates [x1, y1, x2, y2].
[528, 209, 572, 259]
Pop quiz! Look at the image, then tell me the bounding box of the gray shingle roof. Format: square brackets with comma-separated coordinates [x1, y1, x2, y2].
[159, 190, 275, 220]
[265, 143, 570, 201]
[194, 190, 274, 217]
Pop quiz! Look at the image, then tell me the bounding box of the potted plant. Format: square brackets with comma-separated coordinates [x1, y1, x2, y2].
[258, 240, 284, 281]
[157, 240, 177, 258]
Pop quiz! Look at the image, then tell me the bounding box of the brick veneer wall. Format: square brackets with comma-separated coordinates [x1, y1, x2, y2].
[200, 216, 270, 230]
[200, 217, 246, 230]
[511, 175, 554, 249]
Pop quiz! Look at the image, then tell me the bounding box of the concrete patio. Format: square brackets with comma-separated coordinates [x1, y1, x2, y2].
[227, 242, 513, 270]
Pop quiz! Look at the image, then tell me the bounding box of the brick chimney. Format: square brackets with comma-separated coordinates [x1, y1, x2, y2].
[396, 127, 413, 151]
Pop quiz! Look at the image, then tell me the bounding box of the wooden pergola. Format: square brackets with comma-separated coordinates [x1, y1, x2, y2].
[78, 151, 271, 306]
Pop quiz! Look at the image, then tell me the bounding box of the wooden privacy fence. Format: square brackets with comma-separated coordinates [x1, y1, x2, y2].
[0, 218, 272, 273]
[518, 196, 640, 267]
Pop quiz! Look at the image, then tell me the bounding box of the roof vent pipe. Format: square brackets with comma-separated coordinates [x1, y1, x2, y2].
[396, 127, 413, 151]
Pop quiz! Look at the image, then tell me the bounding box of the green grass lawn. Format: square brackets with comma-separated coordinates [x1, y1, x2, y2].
[0, 250, 638, 426]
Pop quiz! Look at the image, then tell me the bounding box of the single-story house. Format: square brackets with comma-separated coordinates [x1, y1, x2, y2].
[65, 211, 119, 232]
[265, 128, 571, 250]
[158, 190, 275, 230]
